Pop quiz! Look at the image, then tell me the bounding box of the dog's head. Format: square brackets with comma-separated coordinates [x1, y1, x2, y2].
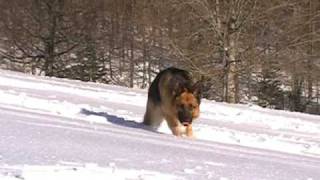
[175, 81, 202, 126]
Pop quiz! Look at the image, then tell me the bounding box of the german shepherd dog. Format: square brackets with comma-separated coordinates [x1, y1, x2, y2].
[143, 67, 202, 137]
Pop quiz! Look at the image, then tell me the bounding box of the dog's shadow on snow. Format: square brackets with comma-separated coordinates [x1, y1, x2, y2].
[80, 108, 155, 132]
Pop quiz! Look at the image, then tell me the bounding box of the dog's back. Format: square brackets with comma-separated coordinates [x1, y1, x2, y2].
[147, 67, 192, 106]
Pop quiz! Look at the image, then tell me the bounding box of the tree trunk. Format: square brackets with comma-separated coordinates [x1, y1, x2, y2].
[43, 0, 63, 77]
[141, 24, 147, 88]
[226, 8, 239, 103]
[128, 0, 135, 88]
[307, 0, 315, 103]
[129, 38, 134, 88]
[290, 72, 304, 112]
[44, 22, 56, 77]
[226, 44, 239, 103]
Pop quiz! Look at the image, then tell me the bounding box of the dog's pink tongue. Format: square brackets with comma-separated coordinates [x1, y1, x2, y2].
[182, 122, 190, 126]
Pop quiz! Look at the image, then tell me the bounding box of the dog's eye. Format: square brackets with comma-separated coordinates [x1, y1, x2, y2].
[187, 104, 195, 111]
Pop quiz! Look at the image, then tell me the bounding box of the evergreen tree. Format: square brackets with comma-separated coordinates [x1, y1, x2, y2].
[254, 59, 284, 109]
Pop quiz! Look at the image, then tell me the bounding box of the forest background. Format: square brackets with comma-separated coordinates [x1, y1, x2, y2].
[0, 0, 319, 114]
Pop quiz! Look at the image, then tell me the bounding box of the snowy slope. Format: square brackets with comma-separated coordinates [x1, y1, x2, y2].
[0, 69, 319, 180]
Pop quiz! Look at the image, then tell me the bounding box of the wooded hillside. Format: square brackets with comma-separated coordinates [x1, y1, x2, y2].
[0, 0, 319, 114]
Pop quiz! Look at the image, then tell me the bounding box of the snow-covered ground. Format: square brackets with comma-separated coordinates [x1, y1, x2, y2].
[0, 69, 319, 180]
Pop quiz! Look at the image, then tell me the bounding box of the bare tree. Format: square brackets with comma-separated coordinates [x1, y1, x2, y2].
[0, 0, 83, 75]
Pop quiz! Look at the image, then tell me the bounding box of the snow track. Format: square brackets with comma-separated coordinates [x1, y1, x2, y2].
[0, 69, 319, 179]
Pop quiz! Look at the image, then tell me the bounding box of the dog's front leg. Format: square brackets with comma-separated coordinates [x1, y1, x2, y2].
[186, 125, 194, 138]
[165, 115, 182, 137]
[171, 126, 182, 137]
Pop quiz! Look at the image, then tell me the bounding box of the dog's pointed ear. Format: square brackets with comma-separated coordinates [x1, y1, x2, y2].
[192, 81, 202, 103]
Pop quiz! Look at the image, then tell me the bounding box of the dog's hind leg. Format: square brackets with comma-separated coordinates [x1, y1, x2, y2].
[143, 100, 163, 129]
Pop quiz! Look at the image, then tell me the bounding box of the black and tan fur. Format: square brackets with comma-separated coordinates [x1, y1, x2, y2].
[143, 67, 202, 137]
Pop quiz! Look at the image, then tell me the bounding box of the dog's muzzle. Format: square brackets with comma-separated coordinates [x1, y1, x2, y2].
[178, 110, 193, 126]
